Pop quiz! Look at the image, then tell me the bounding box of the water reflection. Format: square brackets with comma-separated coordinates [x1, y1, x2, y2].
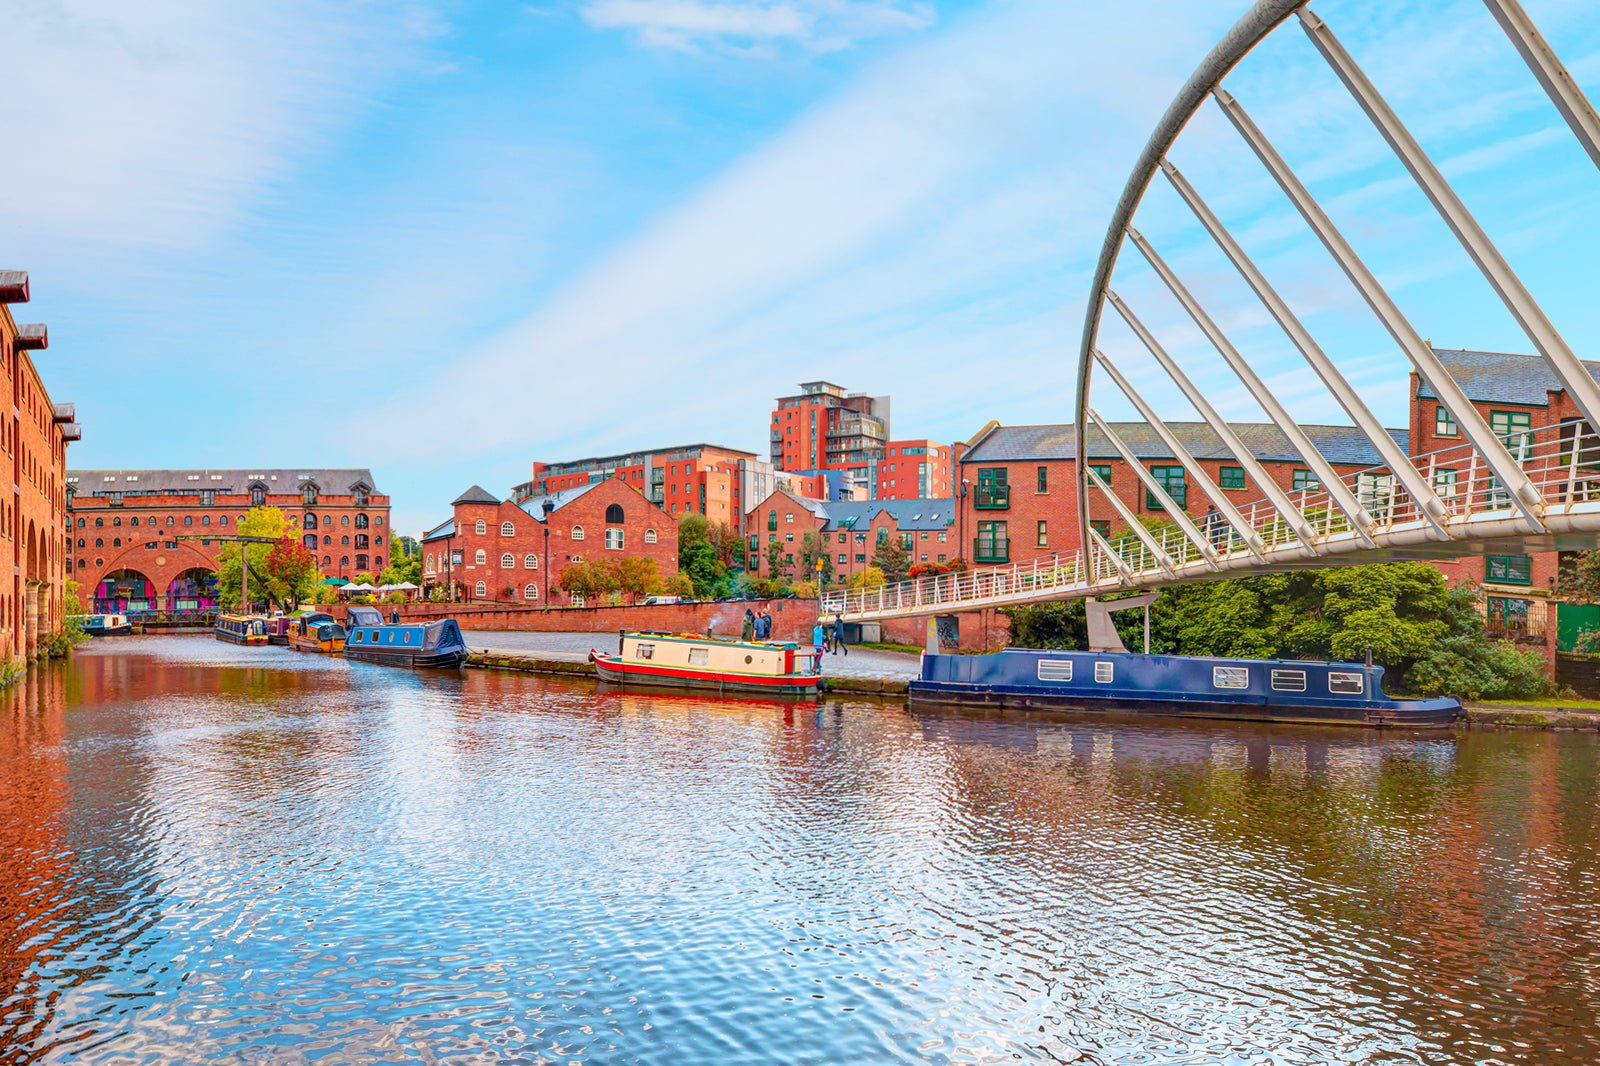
[0, 638, 1594, 1063]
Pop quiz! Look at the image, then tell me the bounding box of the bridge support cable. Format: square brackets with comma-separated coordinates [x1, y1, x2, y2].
[1157, 159, 1450, 537]
[1299, 9, 1600, 448]
[1088, 525, 1138, 585]
[1087, 360, 1271, 560]
[1126, 227, 1378, 545]
[1084, 463, 1179, 577]
[1087, 410, 1226, 569]
[1105, 290, 1322, 547]
[1483, 0, 1600, 171]
[1212, 87, 1547, 529]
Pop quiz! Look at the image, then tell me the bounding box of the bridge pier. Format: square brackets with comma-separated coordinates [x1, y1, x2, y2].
[925, 615, 960, 656]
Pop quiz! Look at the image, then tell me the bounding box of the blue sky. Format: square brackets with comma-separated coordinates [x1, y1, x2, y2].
[11, 0, 1600, 536]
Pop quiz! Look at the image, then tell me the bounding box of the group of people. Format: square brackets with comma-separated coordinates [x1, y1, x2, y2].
[741, 607, 775, 641]
[813, 613, 849, 657]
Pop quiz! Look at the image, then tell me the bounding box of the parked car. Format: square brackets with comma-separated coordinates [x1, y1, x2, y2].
[641, 595, 681, 606]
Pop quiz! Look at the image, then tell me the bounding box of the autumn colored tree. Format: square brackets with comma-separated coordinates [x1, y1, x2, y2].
[264, 535, 320, 610]
[216, 506, 292, 610]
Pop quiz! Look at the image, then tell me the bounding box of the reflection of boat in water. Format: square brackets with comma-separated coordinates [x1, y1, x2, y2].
[214, 613, 269, 646]
[80, 614, 132, 637]
[287, 612, 347, 654]
[342, 605, 467, 668]
[589, 631, 823, 697]
[911, 649, 1460, 728]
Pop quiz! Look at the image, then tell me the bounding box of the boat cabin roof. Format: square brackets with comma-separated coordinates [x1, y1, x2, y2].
[629, 631, 798, 650]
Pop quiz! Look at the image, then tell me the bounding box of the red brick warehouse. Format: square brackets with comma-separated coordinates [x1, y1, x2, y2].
[423, 478, 677, 605]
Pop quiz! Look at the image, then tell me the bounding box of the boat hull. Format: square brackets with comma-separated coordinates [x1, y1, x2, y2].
[911, 650, 1460, 728]
[213, 630, 267, 646]
[345, 645, 468, 669]
[288, 634, 345, 654]
[82, 624, 133, 637]
[591, 652, 821, 697]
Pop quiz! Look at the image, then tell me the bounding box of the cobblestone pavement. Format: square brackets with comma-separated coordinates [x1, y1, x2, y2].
[464, 630, 921, 681]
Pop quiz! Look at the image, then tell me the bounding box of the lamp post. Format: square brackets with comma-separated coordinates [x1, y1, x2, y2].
[959, 477, 969, 564]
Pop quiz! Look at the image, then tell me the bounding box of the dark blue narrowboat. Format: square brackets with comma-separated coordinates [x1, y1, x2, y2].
[342, 606, 468, 669]
[80, 613, 133, 637]
[910, 649, 1460, 728]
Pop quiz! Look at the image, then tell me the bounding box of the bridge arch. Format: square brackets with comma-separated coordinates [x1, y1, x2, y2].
[94, 569, 157, 614]
[166, 568, 219, 612]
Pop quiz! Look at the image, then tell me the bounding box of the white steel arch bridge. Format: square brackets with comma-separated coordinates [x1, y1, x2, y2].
[824, 0, 1600, 623]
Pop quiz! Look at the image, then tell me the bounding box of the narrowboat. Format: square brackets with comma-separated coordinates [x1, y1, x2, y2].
[910, 649, 1461, 728]
[264, 617, 293, 646]
[79, 613, 132, 637]
[589, 631, 823, 697]
[287, 612, 347, 654]
[342, 605, 467, 668]
[214, 613, 269, 646]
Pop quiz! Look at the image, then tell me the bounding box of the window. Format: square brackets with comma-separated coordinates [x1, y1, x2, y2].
[975, 520, 1008, 563]
[645, 529, 657, 544]
[571, 525, 585, 541]
[524, 583, 539, 600]
[475, 581, 487, 598]
[1037, 466, 1048, 493]
[524, 554, 538, 569]
[1434, 468, 1458, 498]
[1037, 659, 1072, 681]
[1090, 520, 1111, 539]
[1492, 410, 1533, 454]
[605, 528, 624, 550]
[95, 538, 103, 548]
[1271, 669, 1307, 692]
[768, 510, 777, 531]
[475, 549, 486, 565]
[501, 521, 514, 536]
[838, 532, 848, 544]
[1292, 469, 1320, 492]
[1356, 473, 1396, 511]
[1218, 466, 1245, 490]
[220, 516, 228, 526]
[199, 491, 214, 507]
[1485, 554, 1533, 585]
[501, 553, 514, 568]
[354, 489, 370, 508]
[1147, 465, 1186, 510]
[303, 485, 318, 505]
[688, 647, 710, 666]
[342, 515, 350, 525]
[838, 554, 846, 565]
[1213, 666, 1249, 689]
[785, 513, 794, 524]
[605, 503, 624, 523]
[475, 519, 486, 535]
[323, 535, 331, 546]
[304, 534, 317, 550]
[900, 532, 913, 550]
[251, 487, 265, 506]
[355, 535, 369, 549]
[856, 554, 866, 563]
[1094, 661, 1114, 683]
[975, 468, 1009, 508]
[1036, 520, 1048, 547]
[1328, 671, 1365, 695]
[938, 531, 947, 543]
[304, 513, 318, 529]
[1436, 406, 1459, 437]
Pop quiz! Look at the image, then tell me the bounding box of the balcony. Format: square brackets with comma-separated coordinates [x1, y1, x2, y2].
[973, 536, 1009, 564]
[974, 484, 1010, 509]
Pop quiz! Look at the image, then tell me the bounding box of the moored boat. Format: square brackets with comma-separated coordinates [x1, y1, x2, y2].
[589, 631, 823, 697]
[342, 605, 467, 668]
[287, 612, 347, 654]
[910, 649, 1461, 727]
[80, 613, 133, 637]
[214, 613, 269, 646]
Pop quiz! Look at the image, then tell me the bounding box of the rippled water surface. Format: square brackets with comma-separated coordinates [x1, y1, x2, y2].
[2, 637, 1599, 1063]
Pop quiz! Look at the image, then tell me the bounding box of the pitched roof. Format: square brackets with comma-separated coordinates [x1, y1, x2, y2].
[961, 422, 1407, 468]
[66, 468, 380, 496]
[451, 484, 502, 506]
[818, 499, 956, 531]
[1415, 347, 1595, 407]
[515, 481, 603, 521]
[421, 517, 455, 542]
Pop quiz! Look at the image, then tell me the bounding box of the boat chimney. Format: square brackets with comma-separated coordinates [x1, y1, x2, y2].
[1365, 646, 1373, 667]
[619, 627, 626, 655]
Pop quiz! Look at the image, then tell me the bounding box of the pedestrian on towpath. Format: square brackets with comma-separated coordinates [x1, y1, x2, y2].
[832, 613, 848, 656]
[742, 609, 756, 642]
[762, 608, 774, 639]
[813, 621, 827, 674]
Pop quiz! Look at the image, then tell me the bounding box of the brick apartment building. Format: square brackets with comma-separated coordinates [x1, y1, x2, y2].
[512, 443, 756, 531]
[67, 469, 390, 613]
[877, 439, 952, 500]
[770, 381, 890, 494]
[744, 489, 956, 584]
[1, 271, 78, 662]
[422, 478, 676, 605]
[954, 421, 1405, 569]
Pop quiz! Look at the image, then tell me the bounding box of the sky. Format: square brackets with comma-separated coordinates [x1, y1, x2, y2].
[10, 0, 1600, 536]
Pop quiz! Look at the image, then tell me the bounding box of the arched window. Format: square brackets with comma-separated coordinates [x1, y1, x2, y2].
[94, 538, 103, 548]
[112, 517, 121, 526]
[501, 521, 514, 536]
[644, 529, 657, 544]
[323, 556, 332, 567]
[341, 556, 350, 568]
[201, 515, 209, 526]
[524, 554, 538, 569]
[77, 538, 84, 548]
[304, 513, 318, 529]
[475, 581, 487, 598]
[220, 516, 229, 526]
[113, 537, 121, 547]
[342, 515, 350, 526]
[323, 535, 331, 546]
[166, 516, 174, 526]
[374, 556, 383, 570]
[184, 516, 192, 526]
[427, 553, 435, 572]
[501, 553, 514, 568]
[342, 535, 350, 546]
[355, 514, 369, 530]
[524, 583, 538, 600]
[355, 554, 369, 571]
[475, 519, 486, 535]
[475, 549, 486, 565]
[303, 534, 318, 550]
[605, 503, 624, 523]
[570, 525, 585, 541]
[130, 517, 139, 527]
[76, 518, 83, 528]
[95, 518, 103, 528]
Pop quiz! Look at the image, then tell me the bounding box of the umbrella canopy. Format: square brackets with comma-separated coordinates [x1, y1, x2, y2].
[321, 577, 349, 586]
[391, 582, 420, 590]
[343, 582, 376, 592]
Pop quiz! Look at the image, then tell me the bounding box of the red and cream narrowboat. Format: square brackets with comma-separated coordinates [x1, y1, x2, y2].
[589, 632, 823, 697]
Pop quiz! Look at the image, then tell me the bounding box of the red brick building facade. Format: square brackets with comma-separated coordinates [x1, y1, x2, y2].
[744, 489, 956, 583]
[770, 381, 890, 491]
[513, 443, 756, 526]
[67, 469, 390, 613]
[1, 271, 78, 662]
[422, 479, 677, 605]
[878, 439, 952, 500]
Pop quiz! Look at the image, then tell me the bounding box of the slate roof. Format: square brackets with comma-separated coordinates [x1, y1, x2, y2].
[961, 422, 1408, 468]
[67, 468, 379, 496]
[1415, 347, 1597, 407]
[451, 484, 502, 506]
[421, 517, 455, 542]
[515, 481, 603, 521]
[818, 499, 956, 531]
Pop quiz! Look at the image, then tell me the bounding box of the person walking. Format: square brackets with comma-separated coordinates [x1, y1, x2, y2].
[761, 608, 774, 640]
[832, 613, 848, 656]
[742, 609, 756, 642]
[812, 620, 827, 673]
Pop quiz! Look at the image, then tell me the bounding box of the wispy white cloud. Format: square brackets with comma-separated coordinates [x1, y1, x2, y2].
[579, 0, 934, 54]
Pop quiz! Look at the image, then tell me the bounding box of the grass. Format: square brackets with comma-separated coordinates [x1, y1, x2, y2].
[1471, 696, 1600, 711]
[857, 641, 924, 655]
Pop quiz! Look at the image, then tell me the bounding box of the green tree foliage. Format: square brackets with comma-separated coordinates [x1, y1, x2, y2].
[1405, 583, 1552, 700]
[798, 531, 833, 586]
[849, 565, 886, 589]
[678, 514, 725, 595]
[216, 507, 298, 610]
[614, 556, 661, 603]
[264, 536, 320, 610]
[871, 537, 910, 583]
[380, 535, 422, 586]
[661, 573, 696, 599]
[706, 522, 743, 571]
[558, 559, 621, 605]
[764, 538, 788, 582]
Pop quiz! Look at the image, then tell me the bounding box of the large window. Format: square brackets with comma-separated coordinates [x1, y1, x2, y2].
[1292, 469, 1320, 492]
[975, 468, 1009, 509]
[1436, 406, 1459, 438]
[605, 503, 624, 523]
[474, 549, 486, 565]
[605, 528, 624, 550]
[571, 525, 585, 541]
[975, 520, 1008, 563]
[524, 554, 538, 569]
[475, 519, 486, 535]
[502, 522, 515, 536]
[501, 553, 514, 568]
[1492, 410, 1533, 454]
[1146, 465, 1186, 510]
[475, 581, 487, 598]
[1485, 553, 1533, 586]
[1218, 466, 1245, 490]
[1434, 468, 1458, 498]
[1088, 464, 1111, 486]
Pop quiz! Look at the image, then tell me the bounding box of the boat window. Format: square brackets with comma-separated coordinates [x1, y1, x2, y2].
[1036, 659, 1072, 682]
[1094, 661, 1114, 683]
[688, 647, 709, 666]
[1271, 669, 1307, 692]
[1213, 666, 1249, 689]
[1329, 671, 1365, 695]
[403, 632, 411, 644]
[637, 643, 654, 660]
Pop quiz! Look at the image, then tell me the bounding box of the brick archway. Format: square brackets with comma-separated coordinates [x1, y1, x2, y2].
[82, 540, 221, 613]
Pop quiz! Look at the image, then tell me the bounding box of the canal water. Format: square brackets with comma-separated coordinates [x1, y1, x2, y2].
[1, 638, 1597, 1064]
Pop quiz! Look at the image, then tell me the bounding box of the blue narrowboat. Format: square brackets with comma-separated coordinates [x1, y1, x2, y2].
[215, 613, 269, 646]
[342, 605, 468, 669]
[910, 649, 1461, 728]
[80, 613, 133, 637]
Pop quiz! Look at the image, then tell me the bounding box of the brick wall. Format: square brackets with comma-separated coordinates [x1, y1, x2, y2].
[318, 598, 822, 641]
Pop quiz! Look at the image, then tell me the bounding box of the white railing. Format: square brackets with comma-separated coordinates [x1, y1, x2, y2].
[823, 419, 1598, 620]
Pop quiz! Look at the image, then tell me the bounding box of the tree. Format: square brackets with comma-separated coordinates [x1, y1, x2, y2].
[559, 559, 620, 605]
[614, 556, 661, 603]
[707, 522, 743, 570]
[678, 514, 725, 594]
[849, 566, 886, 589]
[661, 573, 696, 598]
[216, 506, 293, 610]
[264, 536, 319, 610]
[872, 536, 910, 583]
[798, 531, 833, 587]
[765, 538, 788, 582]
[380, 535, 422, 586]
